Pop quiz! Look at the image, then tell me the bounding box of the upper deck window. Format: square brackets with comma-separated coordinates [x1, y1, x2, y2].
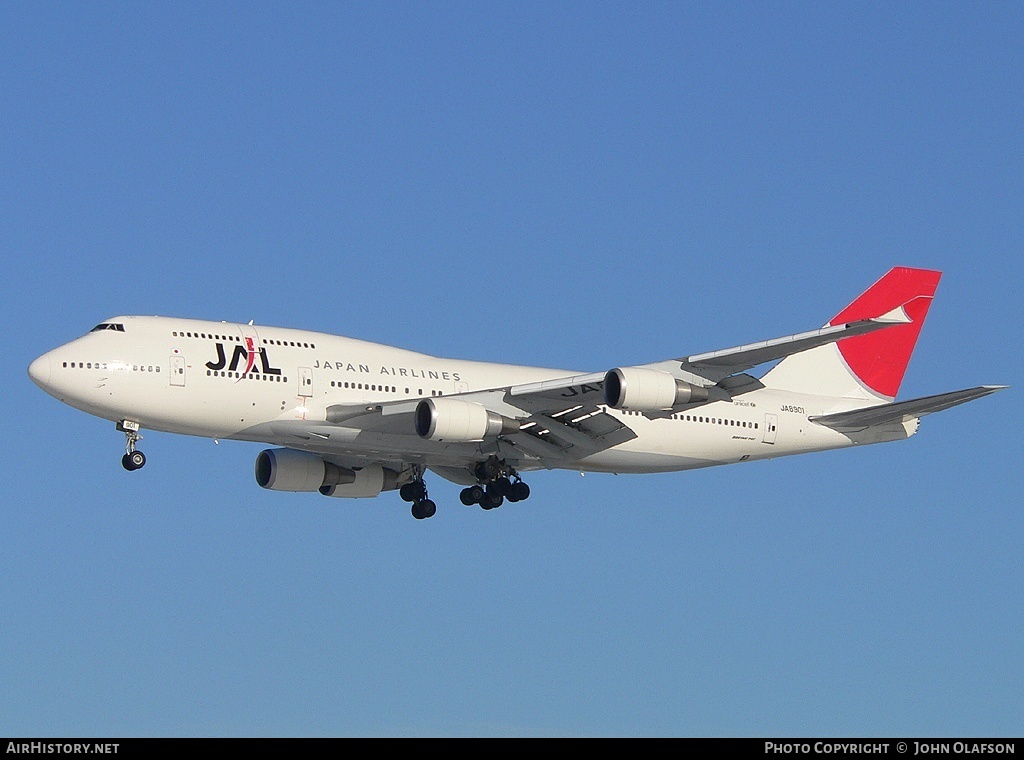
[90, 323, 125, 333]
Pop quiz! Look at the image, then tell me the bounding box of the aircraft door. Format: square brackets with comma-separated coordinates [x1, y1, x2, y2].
[170, 356, 185, 386]
[298, 366, 313, 397]
[762, 413, 778, 444]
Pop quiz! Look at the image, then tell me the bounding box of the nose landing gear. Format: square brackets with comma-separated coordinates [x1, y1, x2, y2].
[118, 420, 146, 471]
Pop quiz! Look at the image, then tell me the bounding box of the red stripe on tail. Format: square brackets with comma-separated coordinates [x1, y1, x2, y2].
[830, 267, 942, 399]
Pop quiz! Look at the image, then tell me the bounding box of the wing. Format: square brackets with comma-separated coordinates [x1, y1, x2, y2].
[320, 380, 638, 469]
[646, 310, 911, 383]
[308, 315, 910, 472]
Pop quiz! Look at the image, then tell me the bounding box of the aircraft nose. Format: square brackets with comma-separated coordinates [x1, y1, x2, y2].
[28, 353, 51, 388]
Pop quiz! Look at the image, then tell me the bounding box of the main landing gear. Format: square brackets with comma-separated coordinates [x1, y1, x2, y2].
[118, 419, 146, 471]
[459, 458, 531, 511]
[399, 467, 436, 520]
[399, 459, 532, 519]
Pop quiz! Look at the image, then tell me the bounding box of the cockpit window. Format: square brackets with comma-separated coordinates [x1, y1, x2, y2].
[90, 323, 125, 333]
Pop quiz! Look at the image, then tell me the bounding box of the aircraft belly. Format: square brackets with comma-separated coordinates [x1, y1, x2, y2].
[576, 449, 718, 473]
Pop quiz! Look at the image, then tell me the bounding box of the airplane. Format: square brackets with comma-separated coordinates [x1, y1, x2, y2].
[27, 267, 1005, 519]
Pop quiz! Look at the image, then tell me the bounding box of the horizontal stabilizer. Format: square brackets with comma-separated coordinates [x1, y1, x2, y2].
[809, 386, 1007, 432]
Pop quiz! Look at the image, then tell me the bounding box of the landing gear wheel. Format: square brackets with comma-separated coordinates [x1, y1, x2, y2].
[510, 481, 530, 502]
[482, 485, 504, 510]
[474, 458, 502, 482]
[460, 485, 485, 506]
[412, 499, 436, 520]
[122, 450, 146, 471]
[400, 481, 426, 502]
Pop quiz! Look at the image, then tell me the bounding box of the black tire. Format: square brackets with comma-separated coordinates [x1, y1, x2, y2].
[122, 451, 146, 471]
[512, 482, 530, 501]
[482, 492, 503, 509]
[460, 488, 477, 506]
[412, 499, 436, 520]
[400, 481, 425, 502]
[475, 459, 501, 481]
[493, 476, 512, 496]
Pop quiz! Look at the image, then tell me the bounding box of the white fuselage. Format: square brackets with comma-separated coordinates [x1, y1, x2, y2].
[29, 315, 899, 477]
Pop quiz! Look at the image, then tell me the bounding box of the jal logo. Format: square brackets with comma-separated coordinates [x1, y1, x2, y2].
[560, 382, 603, 398]
[205, 339, 282, 376]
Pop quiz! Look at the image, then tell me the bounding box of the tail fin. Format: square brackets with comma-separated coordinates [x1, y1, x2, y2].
[761, 267, 942, 401]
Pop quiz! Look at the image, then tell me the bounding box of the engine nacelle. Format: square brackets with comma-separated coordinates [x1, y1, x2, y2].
[603, 367, 710, 411]
[415, 398, 520, 442]
[320, 464, 399, 499]
[254, 449, 355, 492]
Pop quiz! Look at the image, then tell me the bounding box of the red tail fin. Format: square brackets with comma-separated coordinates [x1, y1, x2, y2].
[830, 267, 941, 399]
[762, 267, 941, 401]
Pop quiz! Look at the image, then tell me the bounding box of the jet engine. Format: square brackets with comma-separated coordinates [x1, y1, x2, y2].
[320, 464, 399, 499]
[415, 398, 520, 442]
[254, 448, 355, 492]
[604, 367, 710, 411]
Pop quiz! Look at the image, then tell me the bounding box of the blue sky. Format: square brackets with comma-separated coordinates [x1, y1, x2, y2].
[2, 2, 1020, 737]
